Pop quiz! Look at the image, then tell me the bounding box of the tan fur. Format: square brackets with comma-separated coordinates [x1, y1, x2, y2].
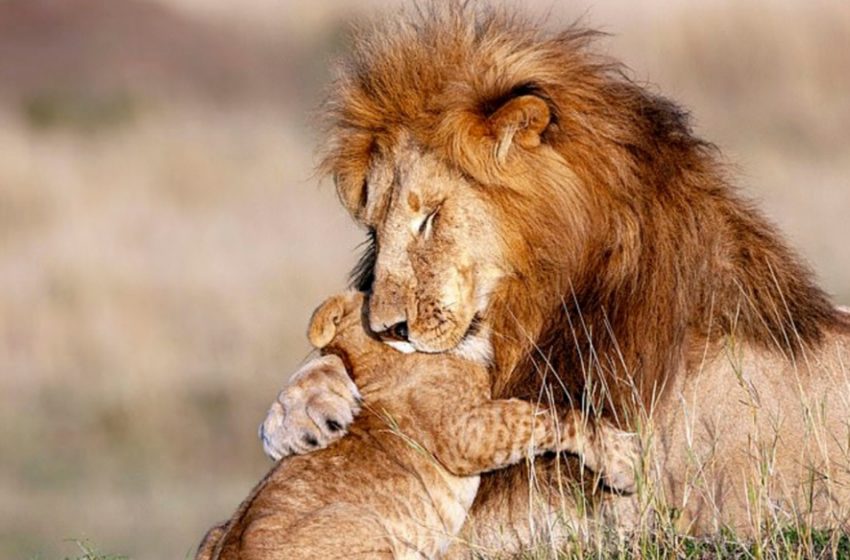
[291, 2, 850, 550]
[639, 327, 850, 535]
[199, 292, 639, 559]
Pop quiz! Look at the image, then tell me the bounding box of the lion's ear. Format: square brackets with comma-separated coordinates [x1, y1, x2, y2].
[308, 295, 347, 349]
[489, 95, 552, 164]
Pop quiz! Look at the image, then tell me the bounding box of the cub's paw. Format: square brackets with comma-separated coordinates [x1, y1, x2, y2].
[259, 354, 361, 461]
[585, 423, 642, 494]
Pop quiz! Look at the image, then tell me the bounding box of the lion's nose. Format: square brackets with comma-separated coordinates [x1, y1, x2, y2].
[379, 321, 409, 342]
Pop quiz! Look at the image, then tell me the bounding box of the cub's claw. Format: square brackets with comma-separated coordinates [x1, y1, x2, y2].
[259, 354, 360, 461]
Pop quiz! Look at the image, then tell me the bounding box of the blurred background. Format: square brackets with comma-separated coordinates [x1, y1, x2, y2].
[0, 0, 847, 558]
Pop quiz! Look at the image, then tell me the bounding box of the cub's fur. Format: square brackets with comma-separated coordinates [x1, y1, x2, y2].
[197, 292, 638, 559]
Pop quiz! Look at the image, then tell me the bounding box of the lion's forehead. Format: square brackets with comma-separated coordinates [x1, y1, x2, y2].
[363, 135, 465, 227]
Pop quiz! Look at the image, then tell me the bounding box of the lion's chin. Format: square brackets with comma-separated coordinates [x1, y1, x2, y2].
[407, 313, 489, 361]
[384, 340, 416, 354]
[380, 326, 467, 355]
[407, 335, 460, 355]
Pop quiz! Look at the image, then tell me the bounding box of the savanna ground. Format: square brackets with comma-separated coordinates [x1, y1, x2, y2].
[1, 0, 848, 558]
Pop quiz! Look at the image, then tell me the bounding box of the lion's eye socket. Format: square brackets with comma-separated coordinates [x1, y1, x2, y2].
[418, 208, 440, 238]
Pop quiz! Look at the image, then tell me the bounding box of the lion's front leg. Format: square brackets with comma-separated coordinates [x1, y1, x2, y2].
[259, 354, 361, 460]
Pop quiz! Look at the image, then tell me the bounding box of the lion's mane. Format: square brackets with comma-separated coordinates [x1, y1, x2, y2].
[322, 3, 845, 424]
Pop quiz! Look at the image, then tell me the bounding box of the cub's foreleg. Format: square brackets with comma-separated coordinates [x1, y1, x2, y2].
[435, 401, 639, 492]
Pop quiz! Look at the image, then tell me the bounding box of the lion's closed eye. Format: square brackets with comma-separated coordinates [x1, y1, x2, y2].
[418, 206, 441, 238]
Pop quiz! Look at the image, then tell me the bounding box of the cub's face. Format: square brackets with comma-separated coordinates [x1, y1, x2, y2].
[343, 136, 504, 363]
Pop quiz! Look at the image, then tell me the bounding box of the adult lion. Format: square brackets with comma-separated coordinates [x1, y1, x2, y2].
[259, 3, 850, 554]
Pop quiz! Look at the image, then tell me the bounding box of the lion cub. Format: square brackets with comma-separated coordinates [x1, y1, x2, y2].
[197, 292, 637, 560]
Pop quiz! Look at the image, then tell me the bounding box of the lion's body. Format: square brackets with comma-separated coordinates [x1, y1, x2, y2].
[314, 3, 850, 552]
[198, 293, 637, 559]
[641, 325, 850, 534]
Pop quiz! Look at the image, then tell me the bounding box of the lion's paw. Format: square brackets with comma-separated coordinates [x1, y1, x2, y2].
[585, 423, 642, 494]
[259, 354, 361, 461]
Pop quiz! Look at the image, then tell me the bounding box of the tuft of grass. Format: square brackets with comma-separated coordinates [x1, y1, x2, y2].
[51, 540, 129, 560]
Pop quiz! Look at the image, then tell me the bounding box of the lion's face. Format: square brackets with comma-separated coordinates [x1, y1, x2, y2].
[322, 7, 597, 364]
[351, 134, 505, 360]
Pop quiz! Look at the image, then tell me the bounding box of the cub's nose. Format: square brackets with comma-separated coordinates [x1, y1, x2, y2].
[378, 321, 409, 342]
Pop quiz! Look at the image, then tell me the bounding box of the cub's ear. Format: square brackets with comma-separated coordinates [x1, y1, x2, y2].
[308, 295, 347, 349]
[489, 94, 552, 164]
[307, 291, 365, 348]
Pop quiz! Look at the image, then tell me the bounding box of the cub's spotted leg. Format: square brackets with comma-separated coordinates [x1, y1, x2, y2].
[259, 354, 361, 461]
[434, 401, 640, 493]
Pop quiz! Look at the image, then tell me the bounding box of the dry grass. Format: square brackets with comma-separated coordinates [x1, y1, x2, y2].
[1, 0, 848, 558]
[0, 107, 360, 558]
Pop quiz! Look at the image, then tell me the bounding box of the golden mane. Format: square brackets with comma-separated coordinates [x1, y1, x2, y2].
[319, 2, 844, 418]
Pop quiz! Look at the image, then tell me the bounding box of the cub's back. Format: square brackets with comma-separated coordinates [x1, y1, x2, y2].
[210, 357, 483, 559]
